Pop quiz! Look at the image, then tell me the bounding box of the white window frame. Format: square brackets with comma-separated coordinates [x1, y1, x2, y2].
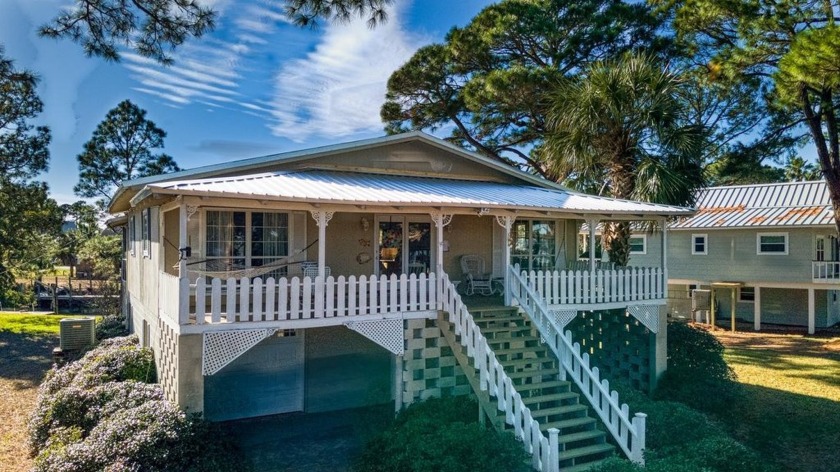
[691, 233, 708, 255]
[513, 219, 559, 271]
[200, 208, 292, 273]
[757, 232, 789, 255]
[142, 208, 151, 259]
[128, 214, 136, 257]
[629, 234, 647, 255]
[739, 286, 755, 303]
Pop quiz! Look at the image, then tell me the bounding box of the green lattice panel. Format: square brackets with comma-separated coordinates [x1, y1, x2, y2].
[567, 309, 654, 392]
[402, 319, 470, 404]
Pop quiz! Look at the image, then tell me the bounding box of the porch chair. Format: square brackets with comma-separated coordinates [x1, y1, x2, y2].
[460, 255, 497, 296]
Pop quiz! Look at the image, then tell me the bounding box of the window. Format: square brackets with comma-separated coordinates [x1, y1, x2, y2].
[512, 220, 557, 271]
[629, 235, 646, 254]
[141, 208, 151, 258]
[739, 286, 755, 302]
[205, 210, 289, 277]
[692, 234, 707, 255]
[757, 232, 788, 255]
[128, 215, 136, 257]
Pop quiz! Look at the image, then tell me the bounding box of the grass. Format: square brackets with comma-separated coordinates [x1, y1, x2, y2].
[0, 313, 62, 472]
[713, 331, 840, 472]
[0, 312, 96, 336]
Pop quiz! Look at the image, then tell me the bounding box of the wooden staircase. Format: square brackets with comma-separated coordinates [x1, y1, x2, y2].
[439, 306, 614, 472]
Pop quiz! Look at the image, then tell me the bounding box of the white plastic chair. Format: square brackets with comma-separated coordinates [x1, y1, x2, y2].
[460, 255, 497, 296]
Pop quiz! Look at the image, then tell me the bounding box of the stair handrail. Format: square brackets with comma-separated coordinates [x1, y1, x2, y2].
[507, 265, 647, 465]
[438, 273, 560, 472]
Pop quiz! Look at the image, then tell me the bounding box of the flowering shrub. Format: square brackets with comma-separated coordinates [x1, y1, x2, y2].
[29, 381, 163, 453]
[29, 334, 246, 471]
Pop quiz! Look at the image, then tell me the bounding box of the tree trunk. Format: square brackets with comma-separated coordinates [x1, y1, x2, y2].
[800, 85, 840, 235]
[604, 150, 636, 266]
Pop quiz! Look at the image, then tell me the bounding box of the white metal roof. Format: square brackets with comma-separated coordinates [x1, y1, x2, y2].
[147, 170, 692, 216]
[109, 131, 569, 212]
[672, 180, 834, 229]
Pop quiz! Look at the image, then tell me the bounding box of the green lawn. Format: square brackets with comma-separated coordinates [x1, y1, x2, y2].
[0, 312, 95, 336]
[715, 332, 840, 472]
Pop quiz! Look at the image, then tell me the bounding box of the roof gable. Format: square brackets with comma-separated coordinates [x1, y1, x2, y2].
[110, 132, 564, 212]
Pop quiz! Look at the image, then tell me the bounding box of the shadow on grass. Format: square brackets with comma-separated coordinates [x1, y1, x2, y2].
[0, 330, 56, 388]
[715, 383, 840, 472]
[725, 349, 840, 391]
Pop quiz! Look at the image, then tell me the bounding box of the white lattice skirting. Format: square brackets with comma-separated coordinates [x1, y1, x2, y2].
[203, 329, 277, 375]
[628, 305, 660, 333]
[551, 309, 578, 333]
[345, 319, 405, 355]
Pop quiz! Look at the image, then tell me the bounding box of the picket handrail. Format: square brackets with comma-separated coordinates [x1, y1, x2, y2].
[190, 272, 437, 324]
[508, 265, 646, 465]
[525, 267, 665, 306]
[438, 272, 559, 472]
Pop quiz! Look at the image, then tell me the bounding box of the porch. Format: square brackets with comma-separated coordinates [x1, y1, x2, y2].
[157, 265, 666, 333]
[812, 261, 840, 283]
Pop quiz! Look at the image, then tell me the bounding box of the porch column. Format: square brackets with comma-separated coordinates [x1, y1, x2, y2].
[710, 287, 716, 328]
[585, 218, 599, 273]
[177, 202, 191, 323]
[660, 218, 668, 285]
[808, 288, 815, 334]
[310, 211, 334, 277]
[495, 215, 515, 305]
[754, 287, 761, 331]
[431, 213, 453, 276]
[730, 287, 736, 333]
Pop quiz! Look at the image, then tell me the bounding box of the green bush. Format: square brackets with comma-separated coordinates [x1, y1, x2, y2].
[95, 314, 128, 341]
[654, 322, 741, 414]
[353, 397, 530, 472]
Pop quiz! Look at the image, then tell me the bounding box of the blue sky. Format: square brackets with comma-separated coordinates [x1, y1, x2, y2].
[0, 0, 494, 204]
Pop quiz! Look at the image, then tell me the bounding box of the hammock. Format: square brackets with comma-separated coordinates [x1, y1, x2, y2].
[183, 239, 318, 280]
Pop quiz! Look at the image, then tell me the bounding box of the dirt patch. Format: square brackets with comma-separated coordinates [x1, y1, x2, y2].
[0, 330, 56, 472]
[692, 323, 840, 361]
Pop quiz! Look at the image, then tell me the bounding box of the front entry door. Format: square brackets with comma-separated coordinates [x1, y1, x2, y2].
[376, 216, 432, 276]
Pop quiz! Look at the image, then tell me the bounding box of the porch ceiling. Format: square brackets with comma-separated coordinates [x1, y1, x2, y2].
[140, 170, 693, 218]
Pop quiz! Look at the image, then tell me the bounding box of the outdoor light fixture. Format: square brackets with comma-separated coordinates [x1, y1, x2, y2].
[477, 207, 490, 216]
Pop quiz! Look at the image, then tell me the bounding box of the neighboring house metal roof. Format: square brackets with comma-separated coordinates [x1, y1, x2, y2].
[146, 170, 692, 216]
[671, 180, 834, 229]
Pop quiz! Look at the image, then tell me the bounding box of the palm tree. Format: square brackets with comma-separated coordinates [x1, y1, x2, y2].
[545, 53, 706, 266]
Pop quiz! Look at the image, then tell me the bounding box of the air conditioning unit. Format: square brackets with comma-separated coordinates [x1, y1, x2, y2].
[59, 317, 95, 351]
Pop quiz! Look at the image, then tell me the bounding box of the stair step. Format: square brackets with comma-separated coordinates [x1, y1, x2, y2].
[500, 358, 557, 369]
[515, 380, 570, 392]
[558, 430, 607, 445]
[473, 315, 527, 324]
[522, 391, 579, 406]
[505, 368, 558, 380]
[531, 404, 589, 419]
[492, 346, 549, 357]
[540, 416, 597, 432]
[560, 443, 615, 462]
[487, 336, 542, 347]
[479, 325, 533, 334]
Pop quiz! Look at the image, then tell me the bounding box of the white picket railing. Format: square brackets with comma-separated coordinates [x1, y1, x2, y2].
[508, 266, 647, 465]
[190, 272, 437, 324]
[439, 273, 559, 472]
[524, 267, 665, 306]
[812, 261, 840, 282]
[159, 272, 187, 324]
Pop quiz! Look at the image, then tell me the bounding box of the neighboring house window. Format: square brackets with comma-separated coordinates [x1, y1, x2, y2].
[691, 234, 708, 255]
[757, 232, 788, 255]
[512, 220, 556, 271]
[128, 215, 136, 257]
[205, 210, 289, 277]
[739, 287, 755, 302]
[629, 235, 646, 254]
[142, 208, 151, 258]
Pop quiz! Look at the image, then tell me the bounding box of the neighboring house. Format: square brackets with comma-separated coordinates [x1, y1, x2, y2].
[629, 180, 840, 334]
[109, 132, 691, 471]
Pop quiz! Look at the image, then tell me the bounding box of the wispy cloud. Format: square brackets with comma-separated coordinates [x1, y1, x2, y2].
[267, 1, 426, 141]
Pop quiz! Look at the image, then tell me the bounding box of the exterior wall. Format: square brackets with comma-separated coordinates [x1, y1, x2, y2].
[402, 318, 470, 405]
[124, 205, 163, 338]
[321, 212, 376, 277]
[626, 230, 664, 268]
[668, 228, 816, 284]
[444, 215, 494, 278]
[305, 326, 392, 413]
